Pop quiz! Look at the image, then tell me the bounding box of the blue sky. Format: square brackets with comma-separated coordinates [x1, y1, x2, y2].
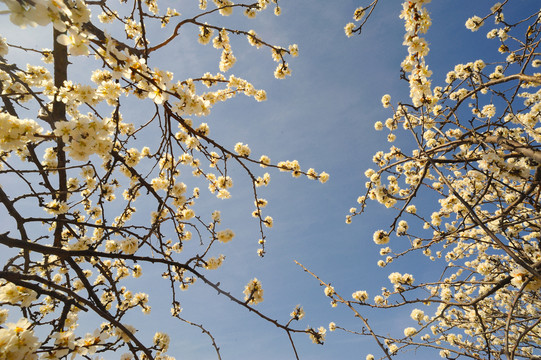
[1, 0, 540, 359]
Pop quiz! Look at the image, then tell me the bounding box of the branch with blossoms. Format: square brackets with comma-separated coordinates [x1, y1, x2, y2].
[295, 260, 392, 359]
[0, 229, 315, 359]
[0, 0, 328, 358]
[313, 2, 541, 359]
[343, 0, 380, 38]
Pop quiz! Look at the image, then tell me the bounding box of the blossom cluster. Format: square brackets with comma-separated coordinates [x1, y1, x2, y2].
[0, 113, 43, 151]
[399, 0, 433, 107]
[0, 318, 41, 360]
[243, 278, 264, 305]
